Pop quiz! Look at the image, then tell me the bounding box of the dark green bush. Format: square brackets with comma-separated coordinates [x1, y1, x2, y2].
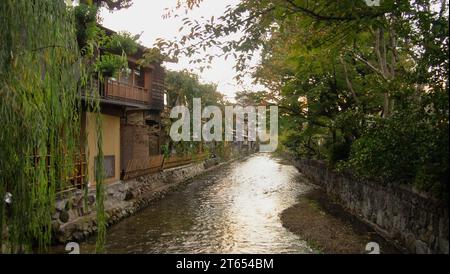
[74, 4, 99, 49]
[340, 97, 449, 199]
[329, 141, 351, 165]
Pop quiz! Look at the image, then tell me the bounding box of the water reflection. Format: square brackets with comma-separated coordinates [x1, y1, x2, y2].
[76, 154, 315, 254]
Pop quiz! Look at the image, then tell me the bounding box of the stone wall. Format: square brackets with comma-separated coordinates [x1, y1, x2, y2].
[52, 157, 222, 243]
[292, 158, 449, 254]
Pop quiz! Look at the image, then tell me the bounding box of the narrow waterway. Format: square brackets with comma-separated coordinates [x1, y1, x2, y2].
[79, 154, 316, 254]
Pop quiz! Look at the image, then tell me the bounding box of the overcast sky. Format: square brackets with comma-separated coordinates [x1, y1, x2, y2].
[99, 0, 262, 100]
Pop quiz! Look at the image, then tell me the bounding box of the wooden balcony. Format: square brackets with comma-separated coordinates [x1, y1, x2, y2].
[104, 78, 149, 105]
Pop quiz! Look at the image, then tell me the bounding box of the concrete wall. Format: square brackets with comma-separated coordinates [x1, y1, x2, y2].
[85, 112, 121, 185]
[291, 158, 449, 254]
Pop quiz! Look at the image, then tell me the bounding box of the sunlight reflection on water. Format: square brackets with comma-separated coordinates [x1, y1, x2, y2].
[63, 154, 315, 254]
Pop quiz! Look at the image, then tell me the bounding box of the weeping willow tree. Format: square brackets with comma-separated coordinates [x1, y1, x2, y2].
[0, 0, 106, 253]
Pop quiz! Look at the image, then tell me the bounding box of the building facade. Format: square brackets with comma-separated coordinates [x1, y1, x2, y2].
[81, 28, 165, 186]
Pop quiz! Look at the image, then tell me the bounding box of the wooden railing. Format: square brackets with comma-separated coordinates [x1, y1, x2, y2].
[162, 155, 193, 170]
[122, 155, 164, 180]
[104, 79, 149, 104]
[122, 153, 210, 180]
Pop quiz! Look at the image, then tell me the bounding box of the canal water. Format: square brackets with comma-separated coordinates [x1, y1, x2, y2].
[79, 154, 315, 254]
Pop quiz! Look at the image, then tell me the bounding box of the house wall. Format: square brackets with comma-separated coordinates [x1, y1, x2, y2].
[148, 131, 161, 156]
[149, 64, 165, 110]
[146, 110, 162, 156]
[121, 124, 150, 173]
[84, 112, 121, 185]
[144, 67, 152, 93]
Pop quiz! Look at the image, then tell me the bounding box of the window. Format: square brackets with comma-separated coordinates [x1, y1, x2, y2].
[134, 67, 145, 87]
[95, 155, 116, 179]
[119, 67, 132, 84]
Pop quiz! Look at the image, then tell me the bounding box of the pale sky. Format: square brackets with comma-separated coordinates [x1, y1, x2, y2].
[99, 0, 263, 100]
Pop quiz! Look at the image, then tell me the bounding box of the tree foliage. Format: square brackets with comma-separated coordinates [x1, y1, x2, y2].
[104, 31, 141, 55]
[80, 0, 133, 10]
[0, 0, 137, 253]
[1, 0, 81, 252]
[164, 70, 225, 156]
[164, 0, 449, 198]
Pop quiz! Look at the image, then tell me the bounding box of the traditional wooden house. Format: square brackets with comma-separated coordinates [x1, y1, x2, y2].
[80, 27, 165, 187]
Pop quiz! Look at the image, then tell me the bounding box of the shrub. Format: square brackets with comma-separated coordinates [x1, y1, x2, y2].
[340, 102, 449, 199]
[104, 32, 140, 55]
[329, 141, 351, 165]
[94, 54, 127, 78]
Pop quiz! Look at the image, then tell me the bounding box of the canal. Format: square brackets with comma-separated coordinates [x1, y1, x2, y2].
[79, 154, 316, 254]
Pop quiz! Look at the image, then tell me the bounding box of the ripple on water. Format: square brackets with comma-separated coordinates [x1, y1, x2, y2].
[74, 154, 314, 254]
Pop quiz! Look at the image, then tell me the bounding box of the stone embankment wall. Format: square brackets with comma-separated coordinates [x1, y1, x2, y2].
[52, 158, 223, 243]
[292, 158, 448, 254]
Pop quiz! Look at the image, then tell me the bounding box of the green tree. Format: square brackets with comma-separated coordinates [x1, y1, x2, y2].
[1, 0, 82, 252]
[0, 0, 136, 253]
[164, 70, 225, 156]
[162, 0, 449, 198]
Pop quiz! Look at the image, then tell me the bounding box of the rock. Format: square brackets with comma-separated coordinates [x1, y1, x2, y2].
[51, 221, 61, 232]
[124, 191, 134, 201]
[55, 222, 77, 243]
[55, 200, 67, 211]
[52, 211, 60, 221]
[415, 240, 429, 254]
[118, 183, 128, 192]
[107, 188, 116, 195]
[59, 210, 70, 223]
[87, 195, 96, 206]
[73, 232, 84, 241]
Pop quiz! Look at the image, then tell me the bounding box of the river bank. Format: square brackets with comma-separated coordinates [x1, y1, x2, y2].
[280, 189, 401, 254]
[51, 156, 241, 244]
[49, 153, 412, 254]
[51, 154, 316, 254]
[280, 153, 448, 254]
